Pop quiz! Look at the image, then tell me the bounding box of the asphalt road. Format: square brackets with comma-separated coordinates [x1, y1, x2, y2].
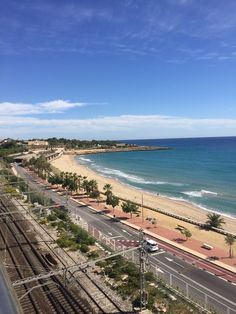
[14, 165, 236, 314]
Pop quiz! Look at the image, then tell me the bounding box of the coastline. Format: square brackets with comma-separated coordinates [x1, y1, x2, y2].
[51, 154, 236, 235]
[64, 146, 171, 155]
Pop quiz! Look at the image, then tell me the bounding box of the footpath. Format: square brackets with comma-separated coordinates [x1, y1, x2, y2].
[70, 194, 236, 283]
[15, 167, 236, 283]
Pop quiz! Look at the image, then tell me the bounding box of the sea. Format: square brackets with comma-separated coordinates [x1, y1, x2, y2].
[76, 137, 236, 218]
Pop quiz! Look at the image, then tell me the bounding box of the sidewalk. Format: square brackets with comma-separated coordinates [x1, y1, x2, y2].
[75, 195, 236, 275]
[20, 168, 236, 276]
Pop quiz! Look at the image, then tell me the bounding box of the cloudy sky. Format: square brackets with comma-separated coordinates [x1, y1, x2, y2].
[1, 0, 236, 139]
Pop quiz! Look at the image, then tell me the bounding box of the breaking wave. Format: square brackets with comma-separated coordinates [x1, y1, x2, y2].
[182, 190, 218, 198]
[93, 165, 185, 187]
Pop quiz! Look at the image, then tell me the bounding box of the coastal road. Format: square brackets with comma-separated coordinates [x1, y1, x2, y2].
[13, 164, 236, 314]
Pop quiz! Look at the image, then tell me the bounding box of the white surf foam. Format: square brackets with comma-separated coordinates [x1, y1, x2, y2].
[78, 156, 92, 163]
[201, 189, 218, 196]
[182, 190, 218, 198]
[93, 165, 185, 187]
[182, 191, 203, 197]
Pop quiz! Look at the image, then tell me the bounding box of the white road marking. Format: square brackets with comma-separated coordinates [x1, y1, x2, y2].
[122, 229, 132, 236]
[156, 268, 164, 273]
[110, 235, 122, 239]
[164, 257, 185, 268]
[172, 261, 185, 269]
[152, 251, 165, 256]
[220, 278, 228, 282]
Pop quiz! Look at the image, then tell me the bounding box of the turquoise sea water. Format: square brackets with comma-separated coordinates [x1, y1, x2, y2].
[76, 137, 236, 218]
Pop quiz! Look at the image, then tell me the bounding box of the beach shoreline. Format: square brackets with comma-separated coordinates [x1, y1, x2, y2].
[51, 154, 236, 235]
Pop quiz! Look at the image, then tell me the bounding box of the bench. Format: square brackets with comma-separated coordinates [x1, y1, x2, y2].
[202, 243, 213, 250]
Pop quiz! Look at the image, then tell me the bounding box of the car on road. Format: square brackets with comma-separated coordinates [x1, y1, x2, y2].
[144, 239, 159, 252]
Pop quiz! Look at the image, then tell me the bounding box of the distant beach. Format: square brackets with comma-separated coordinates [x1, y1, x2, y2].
[51, 153, 236, 238]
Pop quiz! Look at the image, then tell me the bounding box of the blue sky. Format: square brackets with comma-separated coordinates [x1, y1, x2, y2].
[1, 0, 236, 139]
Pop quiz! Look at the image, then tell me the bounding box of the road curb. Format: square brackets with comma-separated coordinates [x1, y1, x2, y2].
[70, 195, 236, 279]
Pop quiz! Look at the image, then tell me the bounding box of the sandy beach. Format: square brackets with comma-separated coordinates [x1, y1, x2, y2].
[51, 154, 236, 251]
[51, 152, 236, 264]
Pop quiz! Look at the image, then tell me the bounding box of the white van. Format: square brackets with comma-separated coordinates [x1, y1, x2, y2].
[144, 239, 159, 252]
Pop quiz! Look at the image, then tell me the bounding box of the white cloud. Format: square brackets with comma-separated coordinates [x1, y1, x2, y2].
[0, 99, 86, 115]
[1, 114, 236, 139]
[38, 99, 86, 112]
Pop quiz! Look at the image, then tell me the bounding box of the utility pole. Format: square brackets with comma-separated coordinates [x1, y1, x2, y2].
[27, 181, 31, 204]
[139, 228, 147, 312]
[141, 194, 144, 223]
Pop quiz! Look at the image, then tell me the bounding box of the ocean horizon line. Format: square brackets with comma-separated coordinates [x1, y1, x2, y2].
[120, 135, 236, 142]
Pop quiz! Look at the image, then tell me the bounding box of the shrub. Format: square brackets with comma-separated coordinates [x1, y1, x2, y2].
[56, 236, 74, 248]
[47, 213, 57, 221]
[56, 221, 67, 231]
[69, 243, 80, 251]
[54, 209, 68, 221]
[40, 218, 47, 224]
[88, 250, 100, 259]
[69, 223, 81, 234]
[76, 229, 95, 245]
[80, 244, 89, 253]
[145, 272, 156, 283]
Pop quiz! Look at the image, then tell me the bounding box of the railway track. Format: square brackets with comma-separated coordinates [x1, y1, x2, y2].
[0, 195, 132, 313]
[0, 195, 95, 313]
[13, 198, 132, 313]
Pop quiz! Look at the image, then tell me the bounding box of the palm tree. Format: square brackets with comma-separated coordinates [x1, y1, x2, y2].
[82, 179, 97, 195]
[59, 171, 65, 183]
[103, 184, 112, 196]
[89, 189, 100, 204]
[77, 174, 82, 191]
[225, 234, 235, 258]
[206, 213, 225, 229]
[67, 179, 78, 195]
[71, 173, 79, 193]
[89, 179, 98, 192]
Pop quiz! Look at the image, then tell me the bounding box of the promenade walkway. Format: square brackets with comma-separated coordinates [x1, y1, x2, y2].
[20, 168, 236, 277]
[74, 195, 236, 274]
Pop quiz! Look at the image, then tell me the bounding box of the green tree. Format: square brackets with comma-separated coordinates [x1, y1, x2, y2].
[206, 213, 225, 229]
[103, 183, 112, 199]
[121, 200, 139, 218]
[89, 179, 98, 192]
[107, 194, 119, 215]
[48, 174, 63, 187]
[82, 179, 98, 195]
[82, 179, 90, 195]
[77, 174, 82, 191]
[67, 179, 78, 194]
[183, 228, 192, 241]
[225, 234, 235, 258]
[89, 189, 100, 204]
[29, 155, 51, 178]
